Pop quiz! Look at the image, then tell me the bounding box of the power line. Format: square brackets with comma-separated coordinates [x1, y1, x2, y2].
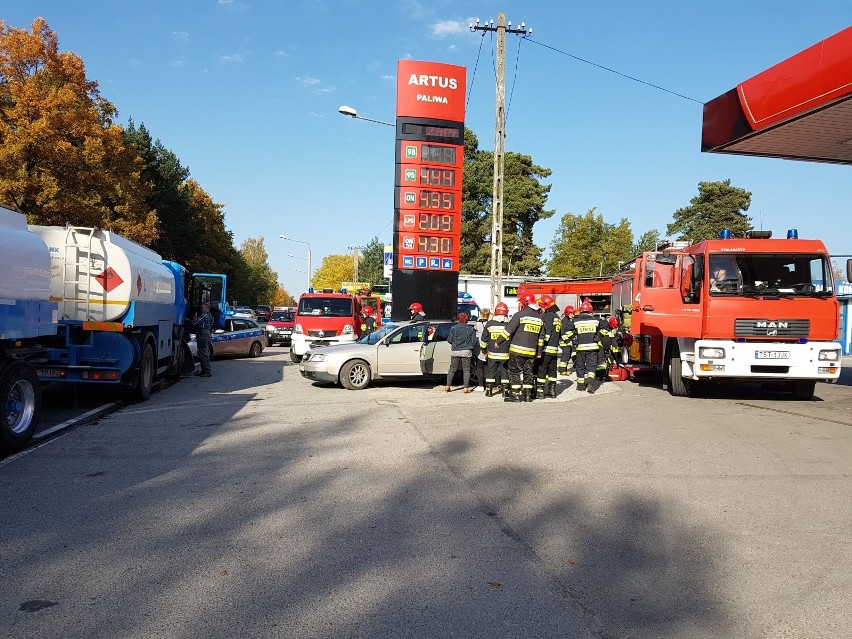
[526, 37, 703, 104]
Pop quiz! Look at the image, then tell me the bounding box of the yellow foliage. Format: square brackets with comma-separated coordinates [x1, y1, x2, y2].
[0, 18, 157, 243]
[311, 254, 355, 291]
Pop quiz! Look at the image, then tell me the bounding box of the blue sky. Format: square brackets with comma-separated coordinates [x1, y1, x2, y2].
[4, 1, 850, 297]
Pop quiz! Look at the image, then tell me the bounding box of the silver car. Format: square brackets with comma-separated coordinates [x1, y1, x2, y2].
[298, 321, 455, 390]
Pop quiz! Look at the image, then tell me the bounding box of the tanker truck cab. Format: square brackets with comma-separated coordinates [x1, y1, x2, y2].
[188, 273, 228, 329]
[289, 291, 362, 363]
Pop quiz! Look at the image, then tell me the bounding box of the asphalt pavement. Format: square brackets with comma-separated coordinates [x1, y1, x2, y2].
[1, 351, 849, 639]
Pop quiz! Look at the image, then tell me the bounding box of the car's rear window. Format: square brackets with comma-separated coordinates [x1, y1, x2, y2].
[271, 312, 294, 321]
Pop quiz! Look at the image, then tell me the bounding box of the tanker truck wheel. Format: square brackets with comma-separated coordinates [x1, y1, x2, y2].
[0, 361, 41, 452]
[134, 342, 155, 401]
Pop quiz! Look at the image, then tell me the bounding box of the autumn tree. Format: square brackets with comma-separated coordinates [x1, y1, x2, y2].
[461, 129, 553, 276]
[548, 208, 634, 278]
[667, 179, 752, 242]
[312, 254, 354, 291]
[271, 285, 297, 307]
[0, 18, 157, 242]
[228, 237, 278, 307]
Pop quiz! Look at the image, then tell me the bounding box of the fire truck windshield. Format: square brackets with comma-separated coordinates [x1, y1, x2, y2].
[708, 253, 833, 297]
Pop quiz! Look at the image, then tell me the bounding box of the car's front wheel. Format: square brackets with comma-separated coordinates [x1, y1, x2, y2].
[340, 359, 371, 390]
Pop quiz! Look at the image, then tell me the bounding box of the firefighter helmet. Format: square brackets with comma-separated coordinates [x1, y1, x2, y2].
[539, 294, 555, 309]
[579, 300, 593, 313]
[408, 302, 423, 314]
[608, 316, 618, 328]
[494, 302, 509, 316]
[362, 306, 374, 317]
[565, 305, 575, 316]
[518, 292, 537, 308]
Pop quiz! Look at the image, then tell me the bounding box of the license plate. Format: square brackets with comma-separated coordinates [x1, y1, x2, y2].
[755, 351, 789, 359]
[37, 368, 62, 377]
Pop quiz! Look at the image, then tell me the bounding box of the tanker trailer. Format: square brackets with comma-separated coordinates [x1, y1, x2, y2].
[0, 206, 58, 451]
[29, 225, 205, 400]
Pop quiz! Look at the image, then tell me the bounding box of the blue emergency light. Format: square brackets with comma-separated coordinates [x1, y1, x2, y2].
[787, 229, 799, 239]
[719, 229, 733, 239]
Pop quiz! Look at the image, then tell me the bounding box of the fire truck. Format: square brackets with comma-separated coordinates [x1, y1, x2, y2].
[289, 290, 382, 363]
[517, 278, 612, 317]
[610, 230, 842, 399]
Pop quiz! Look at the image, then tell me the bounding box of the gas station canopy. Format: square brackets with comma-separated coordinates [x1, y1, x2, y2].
[702, 26, 852, 165]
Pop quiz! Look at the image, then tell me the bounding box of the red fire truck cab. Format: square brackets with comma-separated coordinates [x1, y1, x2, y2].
[610, 231, 842, 399]
[289, 291, 382, 363]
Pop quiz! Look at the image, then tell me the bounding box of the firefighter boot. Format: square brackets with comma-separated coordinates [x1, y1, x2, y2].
[587, 380, 597, 394]
[485, 385, 494, 397]
[575, 380, 586, 393]
[522, 389, 534, 402]
[546, 381, 557, 398]
[536, 383, 546, 400]
[504, 390, 521, 403]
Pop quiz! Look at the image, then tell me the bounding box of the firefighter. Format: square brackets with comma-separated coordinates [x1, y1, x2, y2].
[572, 300, 609, 393]
[537, 295, 562, 399]
[408, 302, 426, 321]
[609, 315, 624, 367]
[558, 305, 575, 376]
[481, 302, 511, 396]
[360, 306, 377, 337]
[497, 292, 543, 402]
[595, 315, 616, 381]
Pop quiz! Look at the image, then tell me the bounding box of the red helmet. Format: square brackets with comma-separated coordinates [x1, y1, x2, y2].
[539, 294, 555, 309]
[518, 292, 537, 308]
[408, 302, 423, 314]
[608, 316, 618, 328]
[494, 302, 509, 316]
[362, 306, 374, 317]
[565, 305, 575, 316]
[579, 300, 593, 313]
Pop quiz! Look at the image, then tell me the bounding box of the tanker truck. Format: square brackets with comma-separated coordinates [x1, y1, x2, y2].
[0, 206, 58, 452]
[0, 204, 227, 452]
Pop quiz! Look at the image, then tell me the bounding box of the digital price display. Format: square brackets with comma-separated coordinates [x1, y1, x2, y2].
[400, 123, 463, 142]
[418, 235, 454, 254]
[398, 165, 458, 189]
[398, 188, 460, 213]
[398, 211, 457, 234]
[399, 141, 463, 169]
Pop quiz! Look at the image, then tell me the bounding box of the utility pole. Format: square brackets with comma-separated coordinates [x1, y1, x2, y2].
[348, 245, 362, 284]
[470, 14, 531, 310]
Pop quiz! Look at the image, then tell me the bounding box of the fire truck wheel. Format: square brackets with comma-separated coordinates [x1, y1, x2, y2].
[134, 341, 155, 401]
[0, 361, 41, 452]
[340, 359, 371, 390]
[791, 380, 816, 401]
[667, 347, 692, 397]
[290, 350, 302, 363]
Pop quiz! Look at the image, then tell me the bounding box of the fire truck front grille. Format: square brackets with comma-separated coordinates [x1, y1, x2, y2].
[308, 329, 338, 337]
[734, 319, 810, 338]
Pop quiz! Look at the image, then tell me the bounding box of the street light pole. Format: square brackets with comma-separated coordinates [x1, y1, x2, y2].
[280, 235, 312, 293]
[338, 105, 394, 127]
